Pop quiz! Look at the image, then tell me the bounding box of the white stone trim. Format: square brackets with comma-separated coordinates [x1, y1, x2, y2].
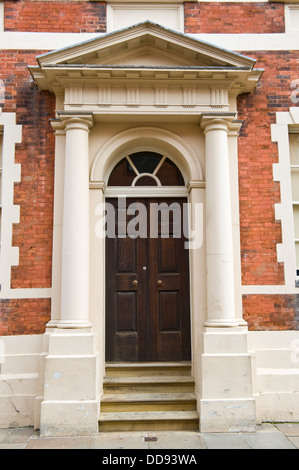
[0, 111, 21, 298]
[241, 108, 299, 295]
[285, 4, 299, 32]
[1, 288, 52, 299]
[271, 108, 299, 294]
[0, 2, 4, 33]
[0, 111, 52, 300]
[103, 186, 189, 198]
[106, 2, 184, 33]
[242, 285, 292, 295]
[2, 31, 299, 52]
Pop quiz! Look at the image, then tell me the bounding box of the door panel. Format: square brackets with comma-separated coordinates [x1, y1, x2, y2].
[116, 237, 136, 273]
[116, 291, 137, 331]
[106, 198, 148, 361]
[148, 198, 191, 361]
[105, 197, 191, 362]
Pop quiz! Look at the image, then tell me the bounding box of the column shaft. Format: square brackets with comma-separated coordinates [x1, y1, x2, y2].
[59, 115, 93, 328]
[201, 115, 238, 326]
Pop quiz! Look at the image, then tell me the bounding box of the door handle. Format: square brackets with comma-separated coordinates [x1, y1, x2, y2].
[132, 280, 138, 286]
[157, 280, 162, 286]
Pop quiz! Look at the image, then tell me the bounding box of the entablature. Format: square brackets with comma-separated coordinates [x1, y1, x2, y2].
[28, 21, 263, 115]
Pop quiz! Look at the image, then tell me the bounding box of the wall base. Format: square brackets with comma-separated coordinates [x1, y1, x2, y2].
[40, 400, 99, 437]
[39, 328, 100, 437]
[199, 398, 256, 433]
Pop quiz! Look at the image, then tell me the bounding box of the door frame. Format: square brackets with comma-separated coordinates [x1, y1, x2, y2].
[89, 126, 206, 388]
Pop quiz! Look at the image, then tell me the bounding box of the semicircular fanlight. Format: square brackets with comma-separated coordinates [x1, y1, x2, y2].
[108, 151, 184, 186]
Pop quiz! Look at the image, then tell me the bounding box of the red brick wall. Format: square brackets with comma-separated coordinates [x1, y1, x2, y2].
[0, 50, 54, 335]
[0, 9, 298, 333]
[0, 299, 51, 335]
[243, 295, 299, 330]
[237, 51, 299, 287]
[184, 2, 285, 34]
[1, 50, 55, 289]
[237, 50, 299, 329]
[4, 0, 106, 33]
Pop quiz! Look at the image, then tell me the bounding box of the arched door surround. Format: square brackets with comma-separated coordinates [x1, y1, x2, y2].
[105, 151, 191, 362]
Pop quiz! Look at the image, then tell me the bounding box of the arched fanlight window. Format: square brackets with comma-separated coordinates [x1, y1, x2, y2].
[108, 151, 185, 186]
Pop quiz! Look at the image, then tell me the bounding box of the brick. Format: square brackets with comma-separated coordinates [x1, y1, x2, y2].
[243, 295, 299, 330]
[0, 299, 51, 335]
[4, 0, 106, 33]
[184, 2, 285, 34]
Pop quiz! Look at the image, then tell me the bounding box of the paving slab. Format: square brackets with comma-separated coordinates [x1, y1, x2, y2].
[94, 432, 148, 449]
[25, 436, 95, 449]
[143, 431, 206, 449]
[275, 423, 299, 436]
[287, 437, 299, 449]
[94, 431, 206, 449]
[256, 423, 281, 432]
[0, 427, 36, 444]
[0, 443, 27, 449]
[0, 424, 297, 449]
[243, 431, 296, 449]
[201, 433, 250, 449]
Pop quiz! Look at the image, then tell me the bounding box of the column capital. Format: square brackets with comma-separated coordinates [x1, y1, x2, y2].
[89, 181, 106, 192]
[187, 180, 206, 192]
[57, 112, 94, 132]
[200, 112, 237, 134]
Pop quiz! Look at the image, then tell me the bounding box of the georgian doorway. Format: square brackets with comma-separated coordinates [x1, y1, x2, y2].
[105, 152, 191, 362]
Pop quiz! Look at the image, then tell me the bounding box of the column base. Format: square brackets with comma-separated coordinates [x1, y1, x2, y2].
[198, 327, 256, 432]
[45, 320, 60, 328]
[199, 398, 256, 433]
[39, 329, 99, 437]
[204, 318, 240, 327]
[40, 400, 99, 437]
[56, 319, 92, 329]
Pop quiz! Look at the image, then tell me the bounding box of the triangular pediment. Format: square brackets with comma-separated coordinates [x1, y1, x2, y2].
[29, 21, 263, 104]
[33, 21, 256, 69]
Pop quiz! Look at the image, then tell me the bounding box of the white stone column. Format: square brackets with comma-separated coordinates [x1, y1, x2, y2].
[47, 120, 65, 328]
[198, 114, 256, 433]
[59, 113, 93, 328]
[200, 113, 238, 327]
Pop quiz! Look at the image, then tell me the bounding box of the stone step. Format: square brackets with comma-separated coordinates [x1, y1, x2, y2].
[101, 392, 197, 412]
[103, 375, 195, 394]
[99, 362, 198, 432]
[105, 362, 192, 377]
[98, 411, 199, 432]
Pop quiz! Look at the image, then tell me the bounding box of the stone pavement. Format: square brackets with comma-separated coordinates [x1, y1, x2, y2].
[0, 423, 298, 449]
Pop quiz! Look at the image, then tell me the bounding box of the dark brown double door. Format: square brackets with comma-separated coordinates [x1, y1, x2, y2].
[105, 198, 191, 362]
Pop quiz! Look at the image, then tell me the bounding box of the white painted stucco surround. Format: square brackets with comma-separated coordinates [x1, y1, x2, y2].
[30, 22, 260, 434]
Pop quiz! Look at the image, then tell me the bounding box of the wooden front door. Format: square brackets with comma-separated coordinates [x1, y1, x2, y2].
[105, 198, 191, 362]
